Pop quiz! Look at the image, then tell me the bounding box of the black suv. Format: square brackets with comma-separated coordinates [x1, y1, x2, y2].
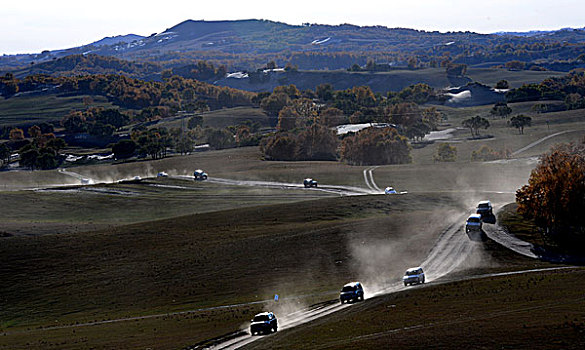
[194, 169, 208, 181]
[250, 312, 278, 335]
[340, 282, 364, 303]
[303, 178, 318, 188]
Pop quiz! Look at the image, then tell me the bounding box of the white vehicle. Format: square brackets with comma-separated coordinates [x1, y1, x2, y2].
[157, 171, 168, 178]
[465, 214, 483, 233]
[403, 267, 425, 286]
[384, 186, 397, 194]
[80, 178, 90, 185]
[133, 176, 142, 181]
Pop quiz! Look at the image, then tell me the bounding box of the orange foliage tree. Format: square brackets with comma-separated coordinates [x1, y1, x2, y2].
[340, 127, 411, 165]
[516, 142, 585, 242]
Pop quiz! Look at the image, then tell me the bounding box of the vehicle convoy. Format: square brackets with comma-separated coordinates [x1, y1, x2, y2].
[250, 312, 278, 335]
[194, 169, 208, 181]
[384, 186, 397, 194]
[340, 282, 364, 303]
[303, 178, 318, 188]
[403, 267, 425, 286]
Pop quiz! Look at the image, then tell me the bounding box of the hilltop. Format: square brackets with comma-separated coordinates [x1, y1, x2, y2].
[2, 19, 585, 72]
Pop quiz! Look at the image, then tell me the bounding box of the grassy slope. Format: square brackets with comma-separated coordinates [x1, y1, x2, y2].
[418, 101, 585, 165]
[0, 194, 461, 349]
[1, 179, 337, 236]
[220, 68, 566, 93]
[243, 268, 585, 350]
[0, 94, 115, 127]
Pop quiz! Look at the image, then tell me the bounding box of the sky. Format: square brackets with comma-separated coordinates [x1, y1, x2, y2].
[1, 0, 584, 55]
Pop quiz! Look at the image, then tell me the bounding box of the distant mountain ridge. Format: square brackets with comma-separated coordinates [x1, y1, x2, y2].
[89, 34, 145, 47]
[2, 19, 585, 72]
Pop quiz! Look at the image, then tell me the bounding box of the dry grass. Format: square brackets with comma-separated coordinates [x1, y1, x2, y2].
[244, 268, 585, 350]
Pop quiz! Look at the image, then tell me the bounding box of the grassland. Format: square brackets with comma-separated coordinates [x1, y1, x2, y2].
[243, 267, 585, 349]
[0, 193, 467, 349]
[2, 74, 585, 349]
[0, 94, 115, 127]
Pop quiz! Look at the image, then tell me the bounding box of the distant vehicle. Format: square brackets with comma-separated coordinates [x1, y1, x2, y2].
[476, 200, 496, 224]
[476, 200, 493, 217]
[465, 214, 483, 233]
[384, 186, 397, 194]
[194, 169, 208, 181]
[403, 267, 425, 286]
[303, 178, 318, 188]
[340, 282, 364, 303]
[132, 176, 142, 181]
[157, 171, 168, 178]
[80, 178, 90, 185]
[250, 312, 278, 335]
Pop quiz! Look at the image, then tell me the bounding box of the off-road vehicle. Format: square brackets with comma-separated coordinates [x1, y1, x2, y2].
[403, 267, 425, 286]
[250, 312, 278, 335]
[194, 169, 208, 181]
[340, 282, 364, 303]
[303, 178, 318, 188]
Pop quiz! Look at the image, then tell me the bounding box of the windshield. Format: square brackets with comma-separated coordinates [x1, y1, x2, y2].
[478, 203, 490, 208]
[468, 217, 481, 223]
[341, 285, 356, 292]
[406, 270, 419, 276]
[253, 315, 269, 322]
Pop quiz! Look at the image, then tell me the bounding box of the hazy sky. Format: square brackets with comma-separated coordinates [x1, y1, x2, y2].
[2, 0, 584, 54]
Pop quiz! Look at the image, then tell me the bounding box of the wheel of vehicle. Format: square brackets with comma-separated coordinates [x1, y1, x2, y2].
[404, 282, 408, 286]
[273, 325, 278, 332]
[421, 276, 425, 284]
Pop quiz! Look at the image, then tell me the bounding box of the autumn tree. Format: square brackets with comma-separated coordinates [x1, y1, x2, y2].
[516, 142, 585, 245]
[340, 127, 411, 165]
[421, 107, 442, 131]
[320, 107, 346, 127]
[296, 123, 339, 160]
[462, 116, 490, 138]
[260, 133, 299, 161]
[509, 115, 532, 134]
[9, 128, 24, 141]
[505, 60, 525, 70]
[260, 92, 291, 118]
[471, 145, 510, 161]
[433, 143, 457, 162]
[204, 128, 235, 150]
[490, 102, 512, 118]
[495, 80, 509, 89]
[316, 83, 334, 101]
[277, 106, 300, 131]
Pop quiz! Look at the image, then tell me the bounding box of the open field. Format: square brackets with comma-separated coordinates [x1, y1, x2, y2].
[0, 178, 338, 236]
[0, 94, 115, 127]
[219, 68, 566, 93]
[2, 72, 585, 350]
[1, 193, 477, 348]
[243, 267, 585, 350]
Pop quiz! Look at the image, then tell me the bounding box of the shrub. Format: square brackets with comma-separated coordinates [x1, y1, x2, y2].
[433, 143, 457, 162]
[471, 145, 510, 161]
